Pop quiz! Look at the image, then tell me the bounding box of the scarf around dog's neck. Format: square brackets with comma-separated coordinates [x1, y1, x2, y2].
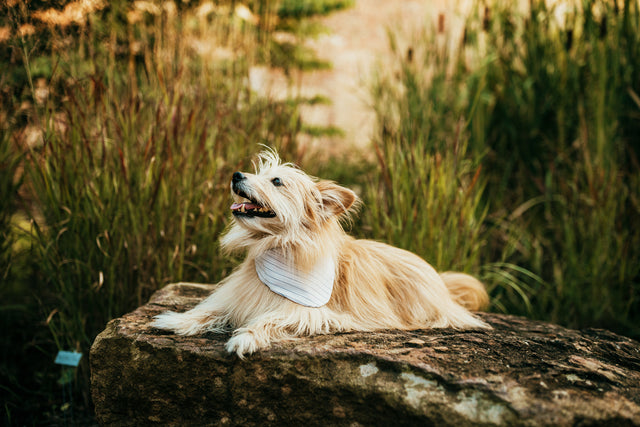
[255, 248, 335, 307]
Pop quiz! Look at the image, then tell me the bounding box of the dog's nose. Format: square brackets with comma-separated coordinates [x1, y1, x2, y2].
[232, 172, 246, 183]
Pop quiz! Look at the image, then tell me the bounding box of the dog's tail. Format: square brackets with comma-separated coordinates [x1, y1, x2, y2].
[440, 272, 489, 311]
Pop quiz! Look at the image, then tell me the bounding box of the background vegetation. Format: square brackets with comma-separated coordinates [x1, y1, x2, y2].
[368, 0, 640, 331]
[1, 0, 638, 424]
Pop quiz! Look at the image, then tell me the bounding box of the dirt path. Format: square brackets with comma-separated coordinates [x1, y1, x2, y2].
[250, 0, 472, 155]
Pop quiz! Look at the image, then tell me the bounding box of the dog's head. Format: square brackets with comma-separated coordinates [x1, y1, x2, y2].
[221, 150, 357, 253]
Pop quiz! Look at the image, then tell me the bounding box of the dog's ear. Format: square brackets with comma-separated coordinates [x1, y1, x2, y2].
[316, 180, 357, 218]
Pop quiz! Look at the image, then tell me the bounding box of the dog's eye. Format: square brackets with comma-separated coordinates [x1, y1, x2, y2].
[271, 177, 283, 187]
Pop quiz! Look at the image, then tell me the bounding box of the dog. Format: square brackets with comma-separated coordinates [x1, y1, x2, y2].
[152, 150, 490, 357]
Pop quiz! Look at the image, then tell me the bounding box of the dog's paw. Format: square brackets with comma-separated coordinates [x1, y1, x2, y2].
[151, 311, 176, 329]
[226, 330, 263, 358]
[151, 311, 202, 336]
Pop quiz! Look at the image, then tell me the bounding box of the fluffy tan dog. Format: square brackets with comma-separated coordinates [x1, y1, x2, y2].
[153, 150, 489, 357]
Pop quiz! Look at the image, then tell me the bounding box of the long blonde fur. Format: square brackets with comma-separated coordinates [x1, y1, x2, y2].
[153, 150, 490, 357]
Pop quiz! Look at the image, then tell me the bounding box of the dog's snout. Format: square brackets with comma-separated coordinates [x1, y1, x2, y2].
[232, 172, 246, 183]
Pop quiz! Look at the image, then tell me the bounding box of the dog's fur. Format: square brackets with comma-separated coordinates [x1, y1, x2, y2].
[153, 150, 490, 357]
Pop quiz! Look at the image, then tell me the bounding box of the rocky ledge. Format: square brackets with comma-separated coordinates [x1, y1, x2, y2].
[90, 282, 640, 426]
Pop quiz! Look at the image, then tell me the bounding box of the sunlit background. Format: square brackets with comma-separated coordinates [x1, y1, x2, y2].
[1, 0, 639, 423]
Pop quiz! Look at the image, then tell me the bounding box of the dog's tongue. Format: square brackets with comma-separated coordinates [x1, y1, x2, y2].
[231, 202, 260, 211]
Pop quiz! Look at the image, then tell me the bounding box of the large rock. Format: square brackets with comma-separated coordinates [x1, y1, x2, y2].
[90, 283, 640, 426]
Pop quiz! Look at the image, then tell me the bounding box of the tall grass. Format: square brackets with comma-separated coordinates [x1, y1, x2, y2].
[0, 133, 21, 284]
[2, 1, 305, 421]
[368, 0, 640, 334]
[465, 0, 640, 202]
[368, 71, 487, 273]
[465, 0, 640, 334]
[2, 0, 361, 421]
[367, 24, 541, 314]
[34, 1, 299, 358]
[27, 73, 298, 349]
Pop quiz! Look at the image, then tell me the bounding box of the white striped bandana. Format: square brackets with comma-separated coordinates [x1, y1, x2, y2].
[254, 248, 336, 307]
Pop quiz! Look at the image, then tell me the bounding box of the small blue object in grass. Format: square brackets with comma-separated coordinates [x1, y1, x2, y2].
[54, 351, 83, 367]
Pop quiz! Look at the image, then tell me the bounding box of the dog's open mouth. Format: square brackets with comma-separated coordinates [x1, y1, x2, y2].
[231, 190, 276, 218]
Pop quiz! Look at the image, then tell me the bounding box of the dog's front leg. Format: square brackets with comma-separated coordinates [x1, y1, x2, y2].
[152, 297, 230, 336]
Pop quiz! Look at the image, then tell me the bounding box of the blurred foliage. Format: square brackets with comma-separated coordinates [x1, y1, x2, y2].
[278, 0, 353, 18]
[369, 0, 640, 334]
[465, 0, 640, 334]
